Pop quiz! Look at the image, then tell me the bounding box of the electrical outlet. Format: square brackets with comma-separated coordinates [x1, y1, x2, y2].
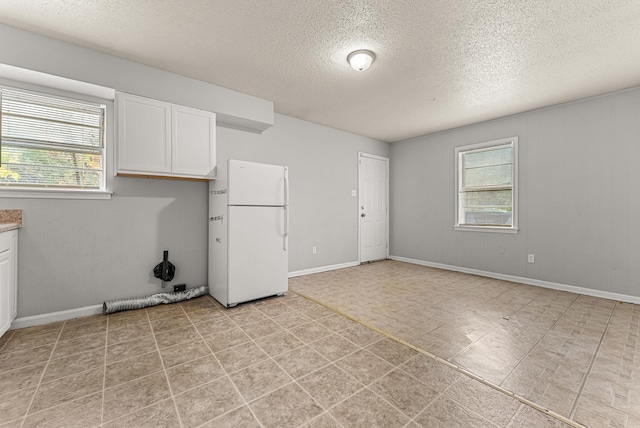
[312, 246, 317, 255]
[528, 254, 535, 263]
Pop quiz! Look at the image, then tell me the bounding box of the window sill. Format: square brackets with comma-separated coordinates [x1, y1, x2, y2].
[454, 225, 519, 234]
[0, 188, 112, 200]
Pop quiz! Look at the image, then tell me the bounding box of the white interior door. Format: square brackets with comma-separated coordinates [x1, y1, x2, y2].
[359, 153, 389, 262]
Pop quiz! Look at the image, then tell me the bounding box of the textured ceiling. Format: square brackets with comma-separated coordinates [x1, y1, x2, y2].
[1, 1, 639, 142]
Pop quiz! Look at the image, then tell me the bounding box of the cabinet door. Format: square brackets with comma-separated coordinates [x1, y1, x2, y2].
[9, 231, 17, 321]
[171, 106, 216, 177]
[117, 93, 172, 174]
[0, 248, 11, 337]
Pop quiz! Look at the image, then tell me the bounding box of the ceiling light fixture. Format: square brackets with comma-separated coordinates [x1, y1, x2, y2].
[347, 50, 375, 71]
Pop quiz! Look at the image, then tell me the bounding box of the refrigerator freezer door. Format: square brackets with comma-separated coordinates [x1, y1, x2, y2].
[227, 206, 288, 306]
[228, 160, 287, 206]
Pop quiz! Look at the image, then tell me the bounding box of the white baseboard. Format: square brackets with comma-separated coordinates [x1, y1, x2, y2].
[288, 261, 360, 278]
[11, 304, 103, 330]
[15, 256, 637, 331]
[11, 262, 360, 330]
[389, 255, 640, 305]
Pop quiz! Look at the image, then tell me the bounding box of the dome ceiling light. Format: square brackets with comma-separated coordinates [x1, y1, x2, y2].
[347, 50, 375, 71]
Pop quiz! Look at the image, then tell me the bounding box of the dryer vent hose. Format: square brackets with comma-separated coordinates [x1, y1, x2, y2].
[103, 285, 208, 314]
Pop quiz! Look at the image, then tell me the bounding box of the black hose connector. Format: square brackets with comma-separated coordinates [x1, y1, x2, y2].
[153, 250, 175, 281]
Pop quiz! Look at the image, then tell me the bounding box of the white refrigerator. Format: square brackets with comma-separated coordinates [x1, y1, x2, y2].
[208, 159, 289, 307]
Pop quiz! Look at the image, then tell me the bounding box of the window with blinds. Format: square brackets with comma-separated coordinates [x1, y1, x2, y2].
[0, 87, 105, 190]
[455, 137, 518, 231]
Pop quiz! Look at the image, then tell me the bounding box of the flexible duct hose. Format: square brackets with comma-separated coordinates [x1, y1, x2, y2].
[103, 285, 208, 314]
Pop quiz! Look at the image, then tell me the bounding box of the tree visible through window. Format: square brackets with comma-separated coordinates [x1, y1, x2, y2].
[0, 87, 105, 189]
[455, 137, 518, 231]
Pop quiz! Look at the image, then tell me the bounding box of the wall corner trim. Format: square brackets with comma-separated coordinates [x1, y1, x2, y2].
[389, 256, 640, 305]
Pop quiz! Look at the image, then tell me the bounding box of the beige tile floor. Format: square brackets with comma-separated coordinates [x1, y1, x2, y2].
[290, 260, 640, 428]
[0, 259, 633, 427]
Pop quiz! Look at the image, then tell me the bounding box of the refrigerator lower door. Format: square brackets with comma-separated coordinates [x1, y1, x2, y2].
[227, 206, 288, 306]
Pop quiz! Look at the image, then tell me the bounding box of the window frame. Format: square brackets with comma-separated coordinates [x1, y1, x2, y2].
[454, 136, 518, 233]
[0, 80, 113, 200]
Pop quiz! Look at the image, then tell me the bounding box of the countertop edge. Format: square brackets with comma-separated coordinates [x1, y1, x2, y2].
[0, 223, 21, 233]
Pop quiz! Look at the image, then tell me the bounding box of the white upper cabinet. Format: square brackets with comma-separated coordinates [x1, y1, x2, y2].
[117, 94, 172, 174]
[171, 105, 216, 177]
[116, 92, 216, 179]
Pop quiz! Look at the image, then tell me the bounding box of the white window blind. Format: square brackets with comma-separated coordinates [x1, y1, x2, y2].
[0, 88, 105, 189]
[455, 137, 518, 231]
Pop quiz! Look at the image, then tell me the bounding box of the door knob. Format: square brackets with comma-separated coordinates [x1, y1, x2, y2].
[361, 213, 366, 217]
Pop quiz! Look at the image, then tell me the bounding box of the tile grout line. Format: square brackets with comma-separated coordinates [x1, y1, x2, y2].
[277, 293, 447, 423]
[349, 353, 435, 427]
[99, 314, 109, 427]
[427, 368, 511, 428]
[568, 301, 618, 420]
[494, 291, 581, 385]
[301, 412, 345, 428]
[18, 321, 66, 428]
[447, 283, 564, 362]
[284, 291, 414, 423]
[99, 313, 160, 426]
[102, 307, 191, 426]
[447, 319, 505, 363]
[187, 299, 266, 428]
[0, 330, 14, 353]
[286, 331, 445, 428]
[234, 298, 362, 427]
[153, 305, 187, 428]
[211, 298, 378, 427]
[292, 289, 587, 428]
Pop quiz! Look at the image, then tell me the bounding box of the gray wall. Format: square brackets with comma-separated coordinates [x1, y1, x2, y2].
[0, 26, 388, 318]
[217, 114, 389, 272]
[1, 113, 387, 318]
[1, 177, 209, 318]
[0, 24, 273, 132]
[390, 86, 640, 298]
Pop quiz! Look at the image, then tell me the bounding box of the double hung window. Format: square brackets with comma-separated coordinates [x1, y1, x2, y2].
[0, 87, 106, 191]
[455, 137, 518, 232]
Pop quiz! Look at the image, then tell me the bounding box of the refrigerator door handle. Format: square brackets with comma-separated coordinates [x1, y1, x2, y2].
[284, 206, 289, 251]
[284, 166, 289, 251]
[284, 167, 289, 207]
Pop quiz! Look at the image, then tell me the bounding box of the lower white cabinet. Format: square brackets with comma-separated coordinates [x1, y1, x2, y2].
[0, 230, 17, 337]
[116, 92, 216, 179]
